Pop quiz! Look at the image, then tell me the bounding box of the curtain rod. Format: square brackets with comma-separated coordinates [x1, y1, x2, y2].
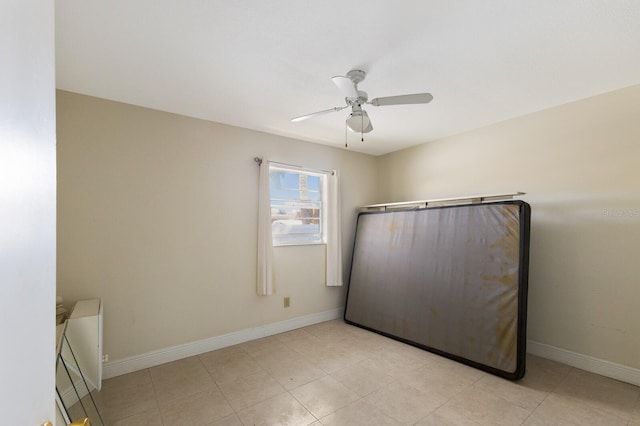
[253, 157, 335, 175]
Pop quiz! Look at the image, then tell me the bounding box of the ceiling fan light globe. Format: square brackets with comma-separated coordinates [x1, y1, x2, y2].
[346, 111, 370, 133]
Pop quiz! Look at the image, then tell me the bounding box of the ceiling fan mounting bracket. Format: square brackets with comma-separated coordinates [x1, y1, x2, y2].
[346, 69, 366, 85]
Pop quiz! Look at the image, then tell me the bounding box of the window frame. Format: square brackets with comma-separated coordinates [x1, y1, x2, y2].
[269, 164, 328, 247]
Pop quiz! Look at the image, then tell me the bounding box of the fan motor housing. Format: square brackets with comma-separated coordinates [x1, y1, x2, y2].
[346, 90, 368, 106]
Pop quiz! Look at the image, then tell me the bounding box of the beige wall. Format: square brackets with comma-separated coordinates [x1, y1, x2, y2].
[58, 85, 640, 372]
[377, 85, 640, 369]
[56, 91, 378, 361]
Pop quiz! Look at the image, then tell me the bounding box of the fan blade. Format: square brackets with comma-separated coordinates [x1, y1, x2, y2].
[331, 76, 359, 99]
[291, 106, 346, 122]
[368, 92, 433, 107]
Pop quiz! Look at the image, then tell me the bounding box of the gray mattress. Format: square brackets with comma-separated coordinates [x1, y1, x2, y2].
[344, 201, 530, 379]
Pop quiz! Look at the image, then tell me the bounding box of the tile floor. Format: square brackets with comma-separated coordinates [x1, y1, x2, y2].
[96, 320, 640, 425]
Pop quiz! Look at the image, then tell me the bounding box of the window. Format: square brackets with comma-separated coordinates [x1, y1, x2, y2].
[269, 165, 327, 246]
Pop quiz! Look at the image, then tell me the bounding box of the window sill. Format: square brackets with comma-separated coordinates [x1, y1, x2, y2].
[273, 242, 327, 248]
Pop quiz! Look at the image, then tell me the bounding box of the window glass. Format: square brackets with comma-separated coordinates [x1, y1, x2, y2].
[270, 167, 325, 245]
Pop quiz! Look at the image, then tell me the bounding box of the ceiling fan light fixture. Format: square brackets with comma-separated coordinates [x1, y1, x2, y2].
[291, 69, 432, 137]
[346, 110, 370, 133]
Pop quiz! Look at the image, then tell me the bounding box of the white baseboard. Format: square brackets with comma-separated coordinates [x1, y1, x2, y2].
[527, 340, 640, 387]
[103, 313, 640, 387]
[103, 307, 344, 379]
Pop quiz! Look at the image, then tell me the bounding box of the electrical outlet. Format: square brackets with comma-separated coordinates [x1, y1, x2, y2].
[102, 354, 109, 363]
[284, 297, 290, 308]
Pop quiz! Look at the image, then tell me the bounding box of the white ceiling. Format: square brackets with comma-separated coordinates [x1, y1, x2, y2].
[56, 1, 640, 156]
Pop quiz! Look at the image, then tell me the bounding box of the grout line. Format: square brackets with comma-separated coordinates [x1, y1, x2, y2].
[197, 353, 237, 423]
[519, 394, 548, 425]
[146, 367, 165, 426]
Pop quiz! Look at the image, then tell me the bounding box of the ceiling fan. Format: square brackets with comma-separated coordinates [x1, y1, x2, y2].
[291, 69, 433, 139]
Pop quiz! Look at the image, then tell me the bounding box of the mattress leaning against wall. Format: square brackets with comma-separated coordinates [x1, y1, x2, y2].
[344, 200, 531, 379]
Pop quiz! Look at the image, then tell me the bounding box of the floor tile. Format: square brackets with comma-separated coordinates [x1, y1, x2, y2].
[101, 370, 159, 421]
[304, 346, 364, 374]
[521, 354, 571, 393]
[151, 360, 218, 405]
[150, 356, 217, 404]
[266, 356, 326, 390]
[240, 335, 280, 354]
[329, 335, 387, 360]
[425, 354, 487, 382]
[112, 408, 164, 426]
[330, 360, 395, 397]
[202, 350, 263, 383]
[159, 387, 234, 426]
[237, 392, 317, 426]
[394, 361, 478, 400]
[151, 356, 207, 381]
[471, 373, 548, 411]
[102, 368, 152, 389]
[342, 323, 380, 339]
[364, 380, 446, 424]
[304, 323, 351, 342]
[274, 327, 314, 343]
[347, 335, 395, 354]
[199, 346, 247, 367]
[523, 392, 628, 425]
[207, 413, 242, 426]
[217, 370, 285, 411]
[552, 367, 639, 420]
[319, 399, 401, 426]
[359, 349, 429, 379]
[385, 341, 440, 365]
[286, 334, 330, 358]
[441, 386, 533, 426]
[290, 375, 360, 419]
[249, 345, 305, 372]
[415, 404, 483, 426]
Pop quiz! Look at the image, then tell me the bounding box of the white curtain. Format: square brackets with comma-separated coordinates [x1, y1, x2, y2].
[257, 160, 274, 295]
[325, 171, 343, 286]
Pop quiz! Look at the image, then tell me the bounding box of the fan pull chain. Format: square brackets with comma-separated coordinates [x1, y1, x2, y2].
[361, 113, 364, 142]
[344, 120, 348, 148]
